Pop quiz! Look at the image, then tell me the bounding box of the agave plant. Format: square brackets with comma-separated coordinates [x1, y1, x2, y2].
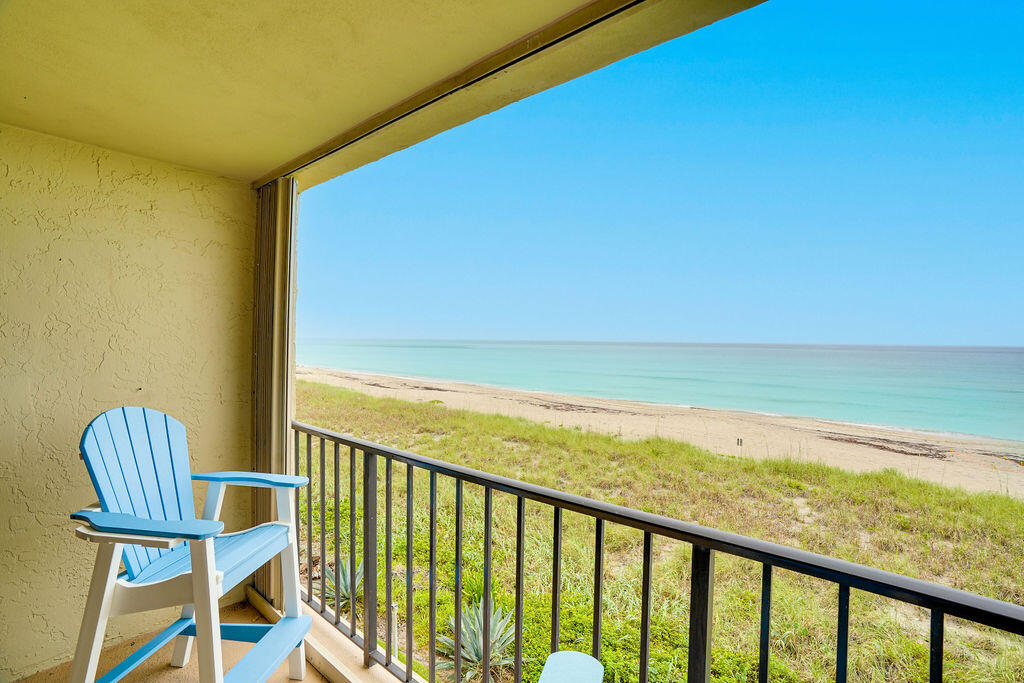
[322, 557, 364, 609]
[437, 596, 516, 681]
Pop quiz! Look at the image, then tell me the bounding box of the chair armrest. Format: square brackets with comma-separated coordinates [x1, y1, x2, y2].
[71, 509, 224, 540]
[192, 471, 309, 489]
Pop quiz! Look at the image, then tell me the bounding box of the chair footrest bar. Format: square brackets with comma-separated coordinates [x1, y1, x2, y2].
[223, 615, 312, 683]
[96, 618, 194, 683]
[181, 621, 278, 644]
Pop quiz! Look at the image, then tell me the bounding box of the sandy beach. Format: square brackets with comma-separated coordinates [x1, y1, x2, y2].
[297, 365, 1024, 498]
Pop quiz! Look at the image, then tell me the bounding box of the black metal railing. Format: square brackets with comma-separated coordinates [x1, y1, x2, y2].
[291, 420, 1024, 682]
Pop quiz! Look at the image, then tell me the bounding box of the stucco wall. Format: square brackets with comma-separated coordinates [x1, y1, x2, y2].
[0, 123, 257, 679]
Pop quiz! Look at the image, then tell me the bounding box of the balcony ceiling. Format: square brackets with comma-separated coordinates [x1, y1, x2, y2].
[0, 0, 759, 184]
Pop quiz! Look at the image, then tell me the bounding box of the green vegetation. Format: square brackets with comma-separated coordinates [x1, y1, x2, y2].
[437, 597, 516, 681]
[323, 557, 363, 610]
[296, 380, 1024, 682]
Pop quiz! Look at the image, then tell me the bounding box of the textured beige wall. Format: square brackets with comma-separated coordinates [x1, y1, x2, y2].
[0, 123, 257, 679]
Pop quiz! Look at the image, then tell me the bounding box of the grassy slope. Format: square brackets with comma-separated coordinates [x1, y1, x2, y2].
[296, 380, 1024, 682]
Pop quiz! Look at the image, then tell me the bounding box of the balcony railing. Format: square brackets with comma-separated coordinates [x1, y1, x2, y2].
[291, 420, 1024, 682]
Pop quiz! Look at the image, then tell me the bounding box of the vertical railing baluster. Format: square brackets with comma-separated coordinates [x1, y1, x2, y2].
[294, 429, 300, 581]
[319, 437, 326, 611]
[688, 545, 714, 683]
[515, 496, 525, 683]
[349, 445, 357, 635]
[429, 472, 438, 683]
[759, 564, 772, 683]
[483, 487, 493, 683]
[333, 442, 341, 625]
[306, 433, 312, 602]
[385, 457, 393, 665]
[405, 465, 414, 681]
[639, 532, 653, 683]
[929, 609, 943, 682]
[592, 518, 604, 660]
[551, 506, 562, 653]
[454, 479, 463, 683]
[362, 450, 378, 667]
[837, 584, 850, 683]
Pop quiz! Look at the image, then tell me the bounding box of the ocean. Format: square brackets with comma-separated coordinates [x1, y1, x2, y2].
[296, 340, 1024, 442]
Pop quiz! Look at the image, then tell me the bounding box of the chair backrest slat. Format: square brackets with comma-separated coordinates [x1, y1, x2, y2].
[85, 412, 149, 574]
[145, 409, 189, 521]
[80, 407, 196, 579]
[107, 411, 160, 566]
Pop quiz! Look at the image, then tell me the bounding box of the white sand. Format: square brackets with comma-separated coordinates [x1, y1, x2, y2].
[297, 366, 1024, 498]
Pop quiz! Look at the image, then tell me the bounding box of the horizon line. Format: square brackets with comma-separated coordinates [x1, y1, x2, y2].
[295, 336, 1024, 350]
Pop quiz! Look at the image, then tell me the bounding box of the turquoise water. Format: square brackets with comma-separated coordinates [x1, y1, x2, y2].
[296, 340, 1024, 441]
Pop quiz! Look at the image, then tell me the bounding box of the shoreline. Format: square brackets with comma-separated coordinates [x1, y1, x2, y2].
[296, 365, 1024, 497]
[303, 365, 1013, 443]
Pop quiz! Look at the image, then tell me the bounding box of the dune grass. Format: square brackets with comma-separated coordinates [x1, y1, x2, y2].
[295, 379, 1024, 682]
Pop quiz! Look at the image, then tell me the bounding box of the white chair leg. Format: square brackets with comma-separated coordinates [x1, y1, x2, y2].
[70, 542, 122, 683]
[190, 538, 224, 683]
[169, 604, 195, 667]
[277, 487, 306, 680]
[179, 476, 223, 669]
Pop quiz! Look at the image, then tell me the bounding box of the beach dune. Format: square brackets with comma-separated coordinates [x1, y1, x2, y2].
[297, 366, 1024, 498]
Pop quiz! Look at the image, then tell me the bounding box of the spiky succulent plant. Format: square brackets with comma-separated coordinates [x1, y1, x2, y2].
[437, 596, 516, 681]
[323, 557, 364, 609]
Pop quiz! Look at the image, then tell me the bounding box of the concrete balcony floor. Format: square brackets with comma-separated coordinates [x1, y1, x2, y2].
[21, 603, 329, 682]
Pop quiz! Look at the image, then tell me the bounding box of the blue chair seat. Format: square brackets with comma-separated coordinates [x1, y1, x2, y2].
[129, 522, 290, 592]
[538, 650, 604, 683]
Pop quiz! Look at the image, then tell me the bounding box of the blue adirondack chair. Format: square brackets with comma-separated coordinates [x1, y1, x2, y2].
[538, 651, 604, 682]
[69, 407, 311, 683]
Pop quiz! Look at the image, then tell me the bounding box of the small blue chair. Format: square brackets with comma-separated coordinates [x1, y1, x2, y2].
[69, 407, 310, 683]
[538, 650, 604, 682]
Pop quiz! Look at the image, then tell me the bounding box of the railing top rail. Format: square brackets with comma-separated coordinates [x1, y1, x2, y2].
[291, 420, 1024, 636]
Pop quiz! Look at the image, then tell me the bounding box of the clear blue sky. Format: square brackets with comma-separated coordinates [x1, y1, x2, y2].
[297, 0, 1023, 346]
